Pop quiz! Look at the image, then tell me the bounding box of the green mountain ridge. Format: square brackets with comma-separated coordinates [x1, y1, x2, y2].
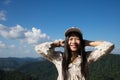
[0, 54, 120, 80]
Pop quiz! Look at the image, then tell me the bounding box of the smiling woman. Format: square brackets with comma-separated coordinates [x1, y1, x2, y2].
[35, 27, 114, 80]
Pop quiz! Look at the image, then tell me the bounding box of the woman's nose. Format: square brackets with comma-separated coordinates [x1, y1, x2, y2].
[71, 39, 76, 43]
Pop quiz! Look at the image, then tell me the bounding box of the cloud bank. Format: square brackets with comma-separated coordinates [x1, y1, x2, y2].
[0, 24, 50, 44]
[0, 41, 6, 48]
[0, 24, 51, 57]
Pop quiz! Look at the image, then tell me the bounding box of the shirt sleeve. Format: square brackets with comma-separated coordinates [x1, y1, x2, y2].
[87, 41, 114, 64]
[35, 42, 62, 62]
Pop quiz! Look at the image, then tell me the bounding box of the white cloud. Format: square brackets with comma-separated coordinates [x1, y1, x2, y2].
[0, 24, 51, 57]
[0, 24, 50, 44]
[0, 10, 7, 21]
[24, 27, 50, 44]
[0, 24, 25, 39]
[9, 44, 15, 48]
[112, 47, 120, 54]
[0, 41, 6, 48]
[85, 46, 96, 51]
[3, 0, 11, 5]
[0, 44, 39, 58]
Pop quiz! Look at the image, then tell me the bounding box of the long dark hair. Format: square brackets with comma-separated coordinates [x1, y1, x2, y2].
[62, 32, 87, 80]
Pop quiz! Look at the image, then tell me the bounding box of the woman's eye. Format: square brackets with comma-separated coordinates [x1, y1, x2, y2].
[76, 38, 80, 40]
[69, 38, 73, 40]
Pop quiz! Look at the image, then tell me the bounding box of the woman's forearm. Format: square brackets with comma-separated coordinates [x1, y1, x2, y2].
[85, 40, 105, 47]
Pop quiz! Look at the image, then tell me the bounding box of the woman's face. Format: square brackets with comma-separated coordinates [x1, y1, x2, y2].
[68, 33, 81, 52]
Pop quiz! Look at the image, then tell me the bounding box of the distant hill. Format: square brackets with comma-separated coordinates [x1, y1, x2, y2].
[0, 70, 37, 80]
[90, 54, 120, 80]
[18, 60, 58, 80]
[0, 54, 120, 80]
[0, 57, 44, 70]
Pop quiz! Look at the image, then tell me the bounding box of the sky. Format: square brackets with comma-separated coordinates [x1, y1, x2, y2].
[0, 0, 120, 58]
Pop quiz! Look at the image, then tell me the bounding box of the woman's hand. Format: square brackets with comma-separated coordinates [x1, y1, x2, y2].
[59, 40, 65, 47]
[51, 40, 65, 48]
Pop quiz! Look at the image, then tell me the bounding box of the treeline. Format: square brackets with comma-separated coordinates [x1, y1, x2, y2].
[0, 54, 120, 80]
[0, 70, 37, 80]
[90, 54, 120, 80]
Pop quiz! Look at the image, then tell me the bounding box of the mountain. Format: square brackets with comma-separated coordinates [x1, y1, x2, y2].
[0, 54, 120, 80]
[90, 54, 120, 80]
[18, 60, 58, 80]
[0, 57, 42, 70]
[0, 70, 37, 80]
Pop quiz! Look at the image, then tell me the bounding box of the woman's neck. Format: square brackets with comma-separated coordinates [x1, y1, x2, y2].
[71, 52, 78, 62]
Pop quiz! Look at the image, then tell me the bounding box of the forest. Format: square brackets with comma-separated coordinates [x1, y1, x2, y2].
[0, 54, 120, 80]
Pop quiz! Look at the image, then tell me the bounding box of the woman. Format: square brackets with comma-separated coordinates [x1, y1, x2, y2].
[35, 27, 114, 80]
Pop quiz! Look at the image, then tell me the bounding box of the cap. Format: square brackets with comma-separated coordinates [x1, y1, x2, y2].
[65, 27, 82, 37]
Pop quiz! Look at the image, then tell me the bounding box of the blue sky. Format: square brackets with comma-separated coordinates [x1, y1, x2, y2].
[0, 0, 120, 57]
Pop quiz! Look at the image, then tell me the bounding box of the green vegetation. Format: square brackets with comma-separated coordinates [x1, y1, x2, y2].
[0, 54, 120, 80]
[0, 70, 37, 80]
[90, 54, 120, 80]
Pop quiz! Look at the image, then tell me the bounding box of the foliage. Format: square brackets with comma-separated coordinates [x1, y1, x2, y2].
[0, 54, 120, 80]
[0, 70, 37, 80]
[90, 54, 120, 80]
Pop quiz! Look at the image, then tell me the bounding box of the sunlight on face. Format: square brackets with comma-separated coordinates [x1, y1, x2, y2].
[68, 33, 81, 52]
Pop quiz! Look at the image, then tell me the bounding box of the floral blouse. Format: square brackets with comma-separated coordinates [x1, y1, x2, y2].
[35, 41, 114, 80]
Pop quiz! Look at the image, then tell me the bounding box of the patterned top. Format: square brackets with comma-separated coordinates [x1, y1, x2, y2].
[35, 41, 114, 80]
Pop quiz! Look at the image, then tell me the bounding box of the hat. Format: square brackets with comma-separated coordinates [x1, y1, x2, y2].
[65, 27, 82, 37]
